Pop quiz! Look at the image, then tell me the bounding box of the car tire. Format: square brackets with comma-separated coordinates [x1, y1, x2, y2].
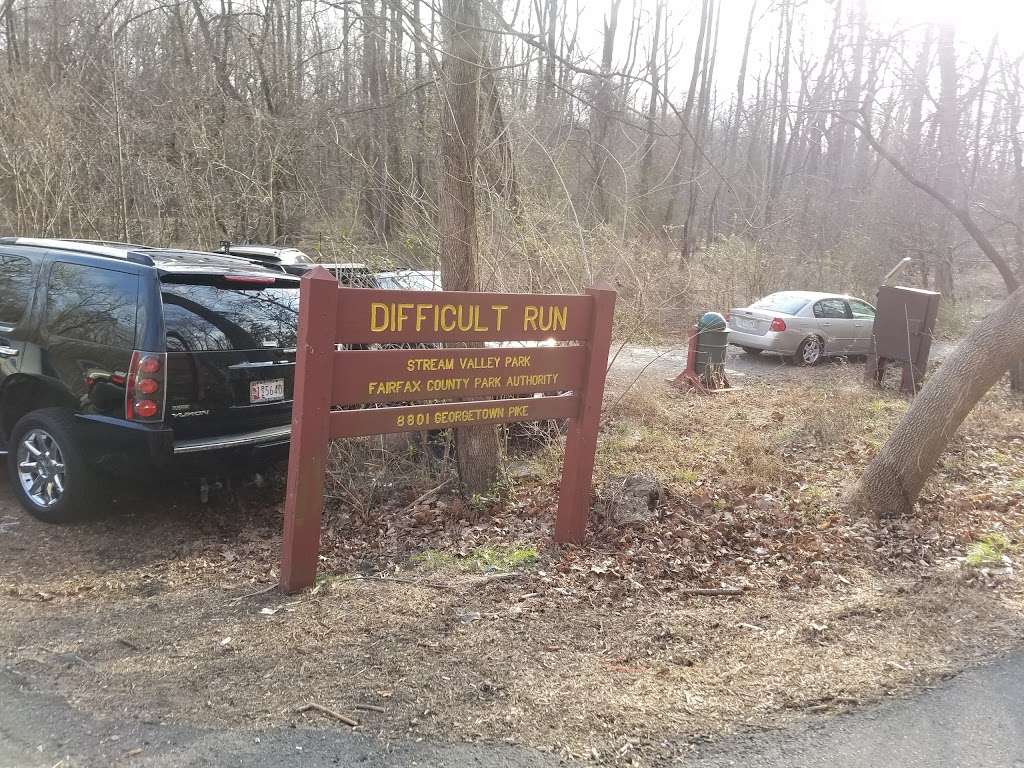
[795, 336, 824, 366]
[7, 408, 99, 523]
[740, 347, 762, 356]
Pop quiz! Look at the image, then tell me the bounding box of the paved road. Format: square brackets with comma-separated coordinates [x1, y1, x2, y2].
[605, 341, 956, 390]
[0, 669, 562, 768]
[3, 651, 1024, 767]
[687, 651, 1024, 768]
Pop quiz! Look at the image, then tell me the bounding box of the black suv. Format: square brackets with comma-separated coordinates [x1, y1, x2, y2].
[0, 238, 301, 522]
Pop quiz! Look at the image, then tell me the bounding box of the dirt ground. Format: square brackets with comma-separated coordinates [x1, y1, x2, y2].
[2, 352, 1023, 766]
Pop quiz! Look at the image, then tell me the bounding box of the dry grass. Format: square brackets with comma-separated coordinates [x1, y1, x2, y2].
[1, 367, 1024, 766]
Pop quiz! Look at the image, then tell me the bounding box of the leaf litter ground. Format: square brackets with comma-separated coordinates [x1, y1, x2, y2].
[1, 363, 1023, 766]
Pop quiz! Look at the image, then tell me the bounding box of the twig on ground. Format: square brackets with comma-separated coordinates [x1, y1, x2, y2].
[297, 702, 359, 727]
[681, 588, 745, 596]
[469, 572, 522, 586]
[336, 575, 453, 589]
[335, 571, 522, 591]
[116, 638, 143, 651]
[227, 583, 278, 604]
[401, 477, 453, 515]
[354, 704, 386, 713]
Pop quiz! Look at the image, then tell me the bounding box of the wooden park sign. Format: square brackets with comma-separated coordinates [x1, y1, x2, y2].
[280, 267, 616, 592]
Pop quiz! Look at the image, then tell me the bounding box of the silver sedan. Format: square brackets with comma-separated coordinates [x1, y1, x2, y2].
[727, 291, 877, 365]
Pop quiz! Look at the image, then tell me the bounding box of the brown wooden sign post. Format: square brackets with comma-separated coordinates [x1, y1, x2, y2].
[280, 267, 616, 593]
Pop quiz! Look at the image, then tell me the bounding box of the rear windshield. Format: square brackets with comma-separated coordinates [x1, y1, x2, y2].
[751, 293, 810, 315]
[160, 282, 300, 352]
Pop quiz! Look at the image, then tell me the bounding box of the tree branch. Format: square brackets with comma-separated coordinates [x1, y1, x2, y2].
[841, 111, 1020, 293]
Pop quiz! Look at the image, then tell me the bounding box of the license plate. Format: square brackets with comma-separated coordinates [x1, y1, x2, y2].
[735, 318, 754, 329]
[250, 378, 285, 404]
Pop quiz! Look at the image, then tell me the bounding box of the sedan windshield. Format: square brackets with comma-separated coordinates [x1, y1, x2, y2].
[376, 271, 441, 291]
[751, 293, 811, 315]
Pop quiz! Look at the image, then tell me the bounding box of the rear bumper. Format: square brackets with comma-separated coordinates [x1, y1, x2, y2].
[728, 329, 801, 354]
[75, 415, 174, 469]
[74, 414, 291, 474]
[173, 424, 291, 454]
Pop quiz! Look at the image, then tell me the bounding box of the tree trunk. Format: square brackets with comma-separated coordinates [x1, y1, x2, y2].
[681, 0, 717, 257]
[724, 0, 757, 177]
[662, 0, 710, 231]
[637, 0, 660, 226]
[848, 286, 1024, 518]
[438, 0, 500, 494]
[411, 0, 427, 198]
[934, 23, 961, 299]
[588, 0, 621, 224]
[1005, 63, 1024, 393]
[905, 26, 933, 165]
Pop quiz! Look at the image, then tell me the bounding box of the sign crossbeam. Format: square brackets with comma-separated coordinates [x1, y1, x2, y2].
[332, 288, 595, 344]
[331, 346, 586, 405]
[280, 268, 616, 593]
[331, 394, 579, 438]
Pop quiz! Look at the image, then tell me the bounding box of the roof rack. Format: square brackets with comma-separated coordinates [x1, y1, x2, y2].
[3, 237, 131, 257]
[68, 238, 154, 249]
[0, 237, 157, 265]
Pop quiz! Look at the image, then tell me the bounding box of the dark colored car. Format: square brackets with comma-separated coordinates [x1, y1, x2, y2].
[0, 237, 300, 522]
[213, 243, 315, 276]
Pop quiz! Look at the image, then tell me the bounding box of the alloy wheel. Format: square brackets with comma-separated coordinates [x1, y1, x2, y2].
[801, 337, 822, 365]
[16, 428, 67, 508]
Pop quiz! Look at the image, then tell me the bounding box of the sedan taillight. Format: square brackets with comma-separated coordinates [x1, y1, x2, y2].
[769, 317, 787, 332]
[126, 351, 167, 422]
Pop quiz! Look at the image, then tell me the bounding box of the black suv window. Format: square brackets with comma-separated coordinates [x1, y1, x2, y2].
[0, 253, 34, 325]
[813, 298, 850, 319]
[161, 282, 299, 352]
[45, 262, 139, 347]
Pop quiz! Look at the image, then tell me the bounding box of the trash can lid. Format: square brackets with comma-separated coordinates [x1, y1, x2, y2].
[697, 311, 729, 332]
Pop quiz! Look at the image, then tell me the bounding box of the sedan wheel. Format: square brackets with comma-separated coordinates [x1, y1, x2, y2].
[797, 336, 824, 366]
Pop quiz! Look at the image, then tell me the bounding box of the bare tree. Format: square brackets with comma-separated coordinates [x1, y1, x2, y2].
[848, 285, 1024, 518]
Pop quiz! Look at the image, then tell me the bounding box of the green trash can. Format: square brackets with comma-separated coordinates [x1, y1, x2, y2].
[695, 311, 730, 384]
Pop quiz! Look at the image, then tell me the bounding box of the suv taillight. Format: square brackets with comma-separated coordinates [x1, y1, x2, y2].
[126, 351, 167, 422]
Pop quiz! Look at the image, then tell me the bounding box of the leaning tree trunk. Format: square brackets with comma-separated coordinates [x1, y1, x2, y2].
[438, 0, 501, 494]
[848, 286, 1024, 518]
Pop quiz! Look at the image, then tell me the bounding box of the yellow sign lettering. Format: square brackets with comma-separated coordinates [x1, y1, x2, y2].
[440, 305, 457, 332]
[523, 305, 539, 331]
[370, 303, 389, 332]
[492, 304, 508, 331]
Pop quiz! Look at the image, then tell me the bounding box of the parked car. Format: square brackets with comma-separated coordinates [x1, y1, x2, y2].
[320, 263, 378, 287]
[727, 291, 877, 365]
[0, 237, 300, 522]
[373, 269, 442, 291]
[213, 242, 315, 276]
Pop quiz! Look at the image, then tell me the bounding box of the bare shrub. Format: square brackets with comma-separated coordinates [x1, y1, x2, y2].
[325, 434, 450, 525]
